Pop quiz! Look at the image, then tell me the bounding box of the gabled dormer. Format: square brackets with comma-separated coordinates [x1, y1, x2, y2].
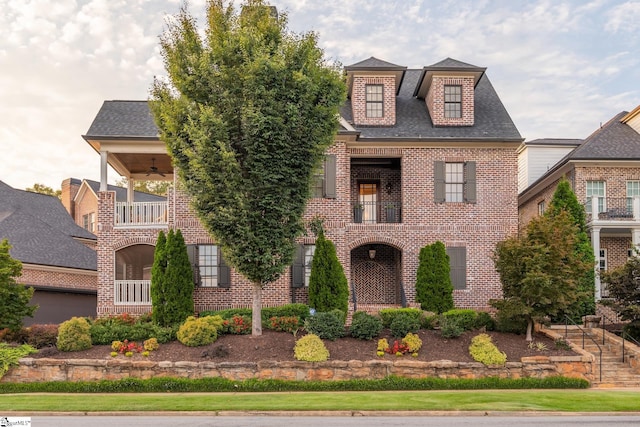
[621, 104, 640, 135]
[413, 58, 485, 127]
[344, 57, 406, 127]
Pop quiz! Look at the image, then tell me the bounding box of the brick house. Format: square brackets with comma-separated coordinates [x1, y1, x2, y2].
[519, 105, 640, 300]
[0, 180, 97, 324]
[82, 57, 522, 317]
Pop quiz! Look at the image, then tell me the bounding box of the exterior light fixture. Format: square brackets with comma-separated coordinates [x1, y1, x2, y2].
[369, 246, 376, 259]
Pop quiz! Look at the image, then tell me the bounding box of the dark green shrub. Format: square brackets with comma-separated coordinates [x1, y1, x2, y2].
[421, 313, 439, 330]
[308, 231, 349, 314]
[389, 313, 421, 338]
[439, 316, 464, 338]
[26, 324, 58, 348]
[379, 308, 423, 328]
[90, 321, 176, 345]
[495, 311, 528, 335]
[349, 311, 383, 340]
[293, 334, 329, 362]
[304, 310, 345, 341]
[266, 316, 301, 333]
[57, 317, 92, 352]
[623, 321, 640, 342]
[176, 316, 221, 347]
[415, 241, 454, 313]
[474, 311, 496, 331]
[441, 309, 477, 331]
[262, 304, 310, 322]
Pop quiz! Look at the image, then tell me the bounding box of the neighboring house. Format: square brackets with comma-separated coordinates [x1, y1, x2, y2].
[519, 105, 640, 300]
[83, 57, 523, 318]
[517, 138, 583, 194]
[0, 180, 97, 324]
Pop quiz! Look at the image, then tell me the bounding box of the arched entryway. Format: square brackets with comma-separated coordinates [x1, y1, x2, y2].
[350, 244, 402, 305]
[114, 244, 155, 304]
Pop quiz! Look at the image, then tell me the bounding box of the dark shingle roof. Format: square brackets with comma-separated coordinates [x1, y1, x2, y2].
[83, 180, 166, 202]
[345, 57, 406, 70]
[84, 100, 158, 137]
[568, 112, 640, 159]
[524, 138, 583, 147]
[0, 181, 96, 271]
[426, 57, 485, 70]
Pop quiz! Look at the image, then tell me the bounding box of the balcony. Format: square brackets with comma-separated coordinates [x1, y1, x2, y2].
[585, 196, 640, 223]
[114, 280, 151, 305]
[114, 201, 168, 226]
[352, 201, 402, 224]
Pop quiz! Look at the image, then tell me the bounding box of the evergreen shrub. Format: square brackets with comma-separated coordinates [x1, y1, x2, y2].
[349, 311, 383, 340]
[379, 308, 423, 328]
[469, 333, 507, 365]
[293, 334, 329, 362]
[474, 312, 496, 331]
[304, 310, 345, 341]
[441, 309, 478, 331]
[176, 316, 222, 347]
[57, 317, 92, 352]
[421, 313, 439, 330]
[389, 313, 421, 338]
[415, 241, 454, 313]
[439, 316, 464, 339]
[308, 231, 349, 314]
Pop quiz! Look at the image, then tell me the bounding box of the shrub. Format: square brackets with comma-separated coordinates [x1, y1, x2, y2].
[143, 338, 159, 351]
[26, 324, 58, 348]
[402, 332, 423, 355]
[474, 311, 496, 331]
[439, 316, 464, 339]
[0, 343, 37, 379]
[57, 317, 92, 352]
[469, 333, 506, 365]
[389, 313, 420, 338]
[378, 308, 423, 328]
[267, 316, 301, 333]
[421, 313, 439, 330]
[90, 321, 176, 344]
[221, 315, 252, 335]
[262, 304, 310, 322]
[495, 311, 528, 335]
[308, 231, 349, 314]
[414, 241, 454, 313]
[376, 338, 389, 357]
[349, 312, 383, 340]
[304, 310, 345, 341]
[293, 334, 329, 362]
[176, 316, 221, 347]
[441, 309, 478, 331]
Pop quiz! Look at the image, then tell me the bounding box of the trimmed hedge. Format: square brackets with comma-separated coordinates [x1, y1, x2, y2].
[379, 308, 423, 328]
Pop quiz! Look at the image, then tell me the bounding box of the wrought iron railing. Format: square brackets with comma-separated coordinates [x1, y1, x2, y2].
[114, 280, 151, 305]
[584, 196, 640, 222]
[600, 311, 639, 364]
[352, 201, 402, 224]
[564, 315, 602, 382]
[115, 201, 168, 226]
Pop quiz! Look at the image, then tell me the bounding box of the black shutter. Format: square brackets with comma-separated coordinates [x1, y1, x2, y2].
[324, 155, 337, 199]
[291, 244, 305, 288]
[434, 161, 445, 203]
[218, 247, 230, 288]
[446, 247, 466, 290]
[464, 161, 476, 203]
[186, 245, 201, 286]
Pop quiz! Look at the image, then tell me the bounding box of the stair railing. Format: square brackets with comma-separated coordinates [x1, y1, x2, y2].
[600, 311, 640, 363]
[351, 282, 357, 313]
[399, 282, 407, 308]
[564, 315, 602, 382]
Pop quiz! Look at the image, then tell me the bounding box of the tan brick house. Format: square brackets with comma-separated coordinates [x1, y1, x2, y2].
[519, 105, 640, 300]
[83, 57, 523, 317]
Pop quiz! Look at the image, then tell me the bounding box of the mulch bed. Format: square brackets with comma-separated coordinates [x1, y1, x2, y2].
[32, 329, 577, 363]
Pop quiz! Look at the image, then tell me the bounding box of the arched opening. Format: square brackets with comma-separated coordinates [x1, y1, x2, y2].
[350, 244, 402, 305]
[114, 244, 155, 305]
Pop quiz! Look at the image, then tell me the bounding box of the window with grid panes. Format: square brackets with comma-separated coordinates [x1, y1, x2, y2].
[365, 84, 383, 118]
[538, 201, 545, 216]
[198, 245, 219, 287]
[627, 181, 640, 214]
[303, 245, 315, 286]
[445, 162, 464, 202]
[444, 85, 462, 118]
[585, 181, 605, 213]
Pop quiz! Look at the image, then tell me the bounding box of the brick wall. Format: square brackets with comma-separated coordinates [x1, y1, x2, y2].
[20, 266, 97, 291]
[426, 76, 475, 126]
[351, 76, 396, 126]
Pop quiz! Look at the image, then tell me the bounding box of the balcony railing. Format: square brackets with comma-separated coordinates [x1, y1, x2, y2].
[352, 201, 402, 224]
[585, 196, 640, 222]
[114, 201, 168, 226]
[114, 280, 151, 305]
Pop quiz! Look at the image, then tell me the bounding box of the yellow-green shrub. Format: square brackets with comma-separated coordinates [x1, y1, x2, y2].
[402, 332, 423, 354]
[177, 316, 222, 347]
[469, 333, 506, 365]
[143, 337, 159, 351]
[294, 334, 329, 362]
[57, 317, 92, 352]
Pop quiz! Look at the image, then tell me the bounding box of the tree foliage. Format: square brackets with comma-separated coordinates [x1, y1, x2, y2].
[491, 211, 592, 340]
[545, 177, 595, 319]
[150, 0, 346, 335]
[115, 179, 171, 196]
[415, 241, 454, 314]
[25, 183, 61, 199]
[151, 231, 168, 326]
[600, 256, 640, 325]
[0, 239, 37, 331]
[308, 229, 349, 314]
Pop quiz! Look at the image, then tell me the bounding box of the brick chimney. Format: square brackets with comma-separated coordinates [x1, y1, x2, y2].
[61, 178, 81, 218]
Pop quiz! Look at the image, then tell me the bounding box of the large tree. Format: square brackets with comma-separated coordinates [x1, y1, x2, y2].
[0, 239, 37, 330]
[150, 0, 346, 335]
[545, 177, 596, 319]
[492, 211, 592, 341]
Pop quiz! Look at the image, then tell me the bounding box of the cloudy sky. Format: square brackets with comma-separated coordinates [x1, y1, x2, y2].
[1, 0, 639, 190]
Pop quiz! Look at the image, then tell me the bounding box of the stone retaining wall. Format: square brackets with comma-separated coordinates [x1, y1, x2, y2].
[2, 355, 594, 383]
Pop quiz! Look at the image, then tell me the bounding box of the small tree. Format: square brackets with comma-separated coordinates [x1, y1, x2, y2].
[415, 241, 454, 314]
[25, 183, 61, 199]
[151, 230, 167, 325]
[164, 229, 194, 325]
[308, 229, 349, 314]
[601, 255, 640, 327]
[0, 239, 37, 330]
[546, 177, 595, 319]
[492, 211, 591, 341]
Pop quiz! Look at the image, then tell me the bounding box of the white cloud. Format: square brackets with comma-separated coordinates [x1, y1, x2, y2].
[606, 1, 640, 32]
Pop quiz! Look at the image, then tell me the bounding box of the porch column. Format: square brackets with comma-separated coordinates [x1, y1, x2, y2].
[632, 228, 640, 255]
[127, 178, 134, 203]
[592, 226, 601, 300]
[634, 196, 640, 221]
[100, 151, 109, 192]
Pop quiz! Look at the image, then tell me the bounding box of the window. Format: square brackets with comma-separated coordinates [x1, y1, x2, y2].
[186, 245, 230, 288]
[444, 85, 462, 118]
[585, 181, 605, 213]
[365, 84, 383, 118]
[434, 161, 476, 203]
[291, 244, 315, 288]
[538, 201, 546, 216]
[627, 181, 640, 214]
[446, 246, 466, 290]
[599, 249, 607, 271]
[312, 155, 336, 198]
[82, 212, 95, 232]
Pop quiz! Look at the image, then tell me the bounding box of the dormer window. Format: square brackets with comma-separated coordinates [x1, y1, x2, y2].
[444, 85, 462, 118]
[366, 84, 384, 118]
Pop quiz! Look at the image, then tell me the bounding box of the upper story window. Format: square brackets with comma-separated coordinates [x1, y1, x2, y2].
[365, 84, 383, 118]
[444, 85, 462, 118]
[311, 155, 336, 199]
[538, 200, 546, 216]
[585, 180, 605, 213]
[82, 212, 95, 232]
[626, 181, 640, 213]
[434, 161, 477, 204]
[445, 163, 464, 202]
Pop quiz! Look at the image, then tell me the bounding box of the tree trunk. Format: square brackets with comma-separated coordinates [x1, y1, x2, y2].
[252, 281, 263, 336]
[526, 318, 533, 342]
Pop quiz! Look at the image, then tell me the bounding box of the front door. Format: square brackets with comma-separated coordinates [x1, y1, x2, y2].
[359, 182, 378, 224]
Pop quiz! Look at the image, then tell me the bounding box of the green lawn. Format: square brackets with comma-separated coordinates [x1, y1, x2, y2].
[2, 390, 640, 413]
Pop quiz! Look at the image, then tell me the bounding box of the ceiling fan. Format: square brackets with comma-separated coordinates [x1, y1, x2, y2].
[146, 158, 166, 177]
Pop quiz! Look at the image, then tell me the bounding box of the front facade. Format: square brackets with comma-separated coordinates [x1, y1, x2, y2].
[83, 57, 522, 317]
[519, 105, 640, 300]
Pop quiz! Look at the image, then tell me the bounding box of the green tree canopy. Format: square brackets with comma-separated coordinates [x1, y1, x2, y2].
[150, 230, 168, 326]
[115, 179, 171, 196]
[150, 0, 346, 334]
[25, 183, 61, 199]
[601, 256, 640, 324]
[492, 211, 592, 340]
[0, 239, 37, 330]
